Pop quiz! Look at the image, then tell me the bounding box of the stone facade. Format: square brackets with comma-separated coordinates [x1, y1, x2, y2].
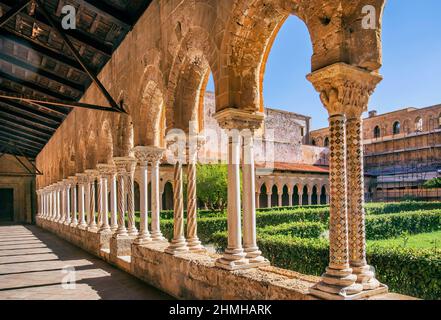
[311, 105, 441, 201]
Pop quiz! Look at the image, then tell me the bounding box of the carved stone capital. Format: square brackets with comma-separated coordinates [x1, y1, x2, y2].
[85, 169, 99, 182]
[113, 157, 136, 174]
[307, 63, 382, 118]
[75, 173, 88, 184]
[96, 163, 115, 176]
[214, 108, 265, 131]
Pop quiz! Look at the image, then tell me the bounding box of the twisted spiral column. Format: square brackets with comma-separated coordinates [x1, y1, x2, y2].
[113, 159, 129, 238]
[346, 116, 380, 289]
[150, 158, 165, 241]
[186, 160, 204, 251]
[86, 170, 98, 231]
[96, 165, 112, 233]
[165, 160, 189, 254]
[126, 159, 138, 236]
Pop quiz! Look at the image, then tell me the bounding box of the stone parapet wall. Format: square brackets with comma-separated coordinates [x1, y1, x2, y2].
[35, 217, 414, 300]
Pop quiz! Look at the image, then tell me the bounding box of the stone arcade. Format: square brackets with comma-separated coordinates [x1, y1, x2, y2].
[30, 0, 406, 300]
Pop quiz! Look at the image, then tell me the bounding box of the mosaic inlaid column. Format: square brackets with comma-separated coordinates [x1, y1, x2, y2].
[149, 148, 166, 241]
[133, 147, 152, 244]
[186, 137, 205, 252]
[346, 105, 381, 290]
[113, 158, 130, 237]
[165, 155, 189, 254]
[69, 177, 78, 227]
[85, 170, 98, 232]
[109, 168, 118, 232]
[307, 63, 383, 299]
[76, 173, 87, 228]
[126, 158, 138, 236]
[242, 131, 267, 265]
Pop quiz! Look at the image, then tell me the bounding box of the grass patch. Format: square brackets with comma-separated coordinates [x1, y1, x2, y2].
[368, 231, 441, 251]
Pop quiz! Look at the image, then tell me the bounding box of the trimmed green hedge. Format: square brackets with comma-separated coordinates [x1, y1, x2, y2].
[366, 210, 441, 240]
[212, 232, 441, 300]
[258, 221, 326, 238]
[365, 201, 441, 215]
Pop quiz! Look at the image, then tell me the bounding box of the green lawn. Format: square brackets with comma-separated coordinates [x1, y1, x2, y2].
[368, 230, 441, 250]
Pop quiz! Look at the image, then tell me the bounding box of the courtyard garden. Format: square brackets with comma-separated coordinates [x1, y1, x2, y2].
[146, 201, 441, 300]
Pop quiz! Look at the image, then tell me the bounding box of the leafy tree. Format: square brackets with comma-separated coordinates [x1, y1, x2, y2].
[196, 164, 228, 212]
[423, 177, 441, 189]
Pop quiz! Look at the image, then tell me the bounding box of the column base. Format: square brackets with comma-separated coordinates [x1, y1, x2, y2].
[98, 226, 112, 234]
[244, 247, 270, 265]
[215, 248, 251, 271]
[151, 231, 167, 242]
[78, 222, 88, 230]
[87, 225, 98, 232]
[352, 265, 381, 290]
[133, 233, 152, 245]
[187, 237, 206, 253]
[128, 227, 138, 237]
[165, 237, 189, 255]
[309, 283, 388, 300]
[70, 221, 78, 228]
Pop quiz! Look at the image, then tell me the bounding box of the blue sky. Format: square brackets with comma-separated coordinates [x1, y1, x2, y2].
[207, 0, 441, 130]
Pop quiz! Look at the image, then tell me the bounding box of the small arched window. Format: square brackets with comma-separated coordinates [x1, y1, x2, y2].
[374, 126, 381, 138]
[324, 137, 329, 147]
[393, 121, 401, 135]
[415, 117, 423, 132]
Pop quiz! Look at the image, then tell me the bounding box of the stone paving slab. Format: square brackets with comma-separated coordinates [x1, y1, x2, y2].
[0, 224, 173, 300]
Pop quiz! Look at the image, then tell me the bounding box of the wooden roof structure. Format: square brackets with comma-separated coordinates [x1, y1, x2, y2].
[0, 0, 153, 160]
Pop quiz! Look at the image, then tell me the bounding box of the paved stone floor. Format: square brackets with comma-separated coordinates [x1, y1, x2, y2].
[0, 224, 173, 300]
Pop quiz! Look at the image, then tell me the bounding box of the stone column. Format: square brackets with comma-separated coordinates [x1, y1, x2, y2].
[113, 158, 130, 237]
[125, 158, 138, 236]
[109, 168, 118, 232]
[133, 147, 152, 244]
[307, 63, 383, 299]
[85, 170, 98, 232]
[149, 148, 166, 241]
[69, 177, 78, 226]
[307, 189, 312, 206]
[242, 131, 267, 265]
[255, 193, 260, 209]
[288, 191, 293, 207]
[96, 170, 103, 229]
[298, 191, 303, 206]
[214, 108, 265, 270]
[97, 164, 112, 233]
[186, 136, 205, 252]
[56, 183, 62, 222]
[165, 153, 189, 255]
[63, 179, 71, 225]
[52, 186, 57, 221]
[278, 192, 283, 207]
[76, 174, 87, 228]
[267, 193, 271, 208]
[346, 104, 381, 290]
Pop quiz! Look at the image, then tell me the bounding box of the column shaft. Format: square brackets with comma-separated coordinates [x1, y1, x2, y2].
[151, 160, 164, 241]
[186, 161, 203, 251]
[126, 163, 138, 236]
[109, 172, 118, 231]
[135, 163, 151, 243]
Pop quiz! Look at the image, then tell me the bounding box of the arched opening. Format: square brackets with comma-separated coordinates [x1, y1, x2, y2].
[311, 185, 318, 205]
[324, 137, 329, 147]
[147, 182, 152, 212]
[393, 121, 401, 135]
[259, 184, 268, 208]
[311, 139, 316, 146]
[162, 182, 173, 211]
[415, 117, 423, 132]
[320, 186, 327, 204]
[302, 186, 309, 205]
[292, 185, 300, 205]
[271, 185, 278, 207]
[374, 125, 381, 138]
[282, 185, 289, 206]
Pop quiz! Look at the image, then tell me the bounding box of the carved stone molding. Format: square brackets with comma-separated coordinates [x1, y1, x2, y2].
[214, 108, 265, 131]
[307, 63, 383, 118]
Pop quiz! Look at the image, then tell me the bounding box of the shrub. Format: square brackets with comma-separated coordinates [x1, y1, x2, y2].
[365, 201, 441, 215]
[258, 221, 326, 238]
[211, 232, 441, 300]
[365, 210, 441, 240]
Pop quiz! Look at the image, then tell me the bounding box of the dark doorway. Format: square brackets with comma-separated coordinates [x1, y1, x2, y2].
[162, 182, 174, 211]
[0, 189, 14, 221]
